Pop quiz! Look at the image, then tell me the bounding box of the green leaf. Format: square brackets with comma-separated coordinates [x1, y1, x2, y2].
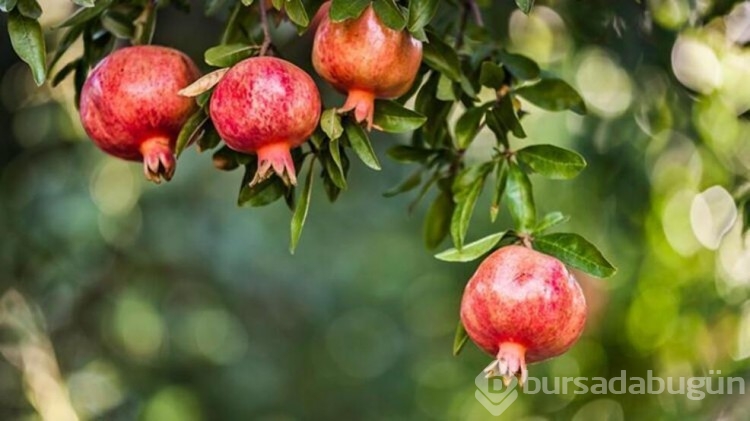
[451, 163, 493, 249]
[56, 0, 114, 28]
[407, 0, 439, 35]
[455, 104, 490, 150]
[320, 109, 344, 140]
[436, 73, 457, 101]
[204, 44, 258, 67]
[344, 121, 381, 170]
[290, 159, 315, 253]
[373, 100, 427, 133]
[51, 59, 79, 86]
[424, 190, 454, 250]
[485, 107, 509, 149]
[387, 145, 433, 163]
[101, 12, 135, 39]
[72, 0, 95, 5]
[495, 94, 526, 138]
[384, 169, 422, 198]
[16, 0, 40, 18]
[515, 79, 587, 114]
[535, 211, 569, 233]
[453, 321, 469, 356]
[48, 25, 84, 71]
[504, 162, 536, 232]
[330, 0, 370, 22]
[238, 163, 287, 206]
[479, 62, 506, 90]
[322, 152, 347, 189]
[7, 11, 46, 86]
[197, 122, 222, 152]
[0, 0, 18, 12]
[423, 32, 462, 81]
[133, 2, 157, 45]
[515, 0, 534, 14]
[490, 161, 507, 222]
[498, 50, 540, 81]
[516, 144, 586, 180]
[283, 0, 310, 28]
[175, 110, 208, 157]
[240, 0, 254, 5]
[372, 0, 405, 30]
[329, 138, 344, 177]
[436, 231, 506, 263]
[533, 233, 616, 278]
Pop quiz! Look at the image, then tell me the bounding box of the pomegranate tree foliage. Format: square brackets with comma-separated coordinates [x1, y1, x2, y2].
[4, 2, 615, 283]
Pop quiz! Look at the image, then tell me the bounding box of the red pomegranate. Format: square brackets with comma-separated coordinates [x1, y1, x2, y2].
[460, 245, 587, 385]
[209, 57, 321, 185]
[80, 45, 200, 183]
[312, 3, 423, 130]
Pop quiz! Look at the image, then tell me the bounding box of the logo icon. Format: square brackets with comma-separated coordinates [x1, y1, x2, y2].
[475, 372, 519, 416]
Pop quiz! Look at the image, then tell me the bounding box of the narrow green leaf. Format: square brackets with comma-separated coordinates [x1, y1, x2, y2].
[0, 0, 18, 12]
[490, 161, 507, 222]
[284, 0, 310, 27]
[56, 0, 114, 28]
[197, 122, 222, 152]
[320, 109, 344, 140]
[485, 107, 509, 149]
[175, 110, 208, 157]
[384, 169, 422, 198]
[322, 152, 346, 189]
[451, 163, 493, 249]
[453, 321, 469, 356]
[329, 137, 344, 176]
[204, 44, 258, 67]
[238, 161, 287, 205]
[495, 94, 526, 138]
[423, 32, 462, 81]
[290, 159, 315, 253]
[373, 100, 427, 133]
[504, 162, 536, 232]
[407, 0, 439, 34]
[330, 0, 370, 22]
[533, 233, 616, 278]
[436, 231, 506, 263]
[101, 12, 135, 39]
[479, 62, 506, 90]
[498, 50, 540, 81]
[516, 144, 587, 179]
[424, 190, 454, 250]
[72, 0, 95, 6]
[7, 10, 46, 86]
[436, 73, 458, 101]
[535, 211, 569, 233]
[345, 121, 381, 170]
[387, 145, 433, 163]
[48, 25, 84, 72]
[515, 79, 587, 114]
[455, 104, 490, 150]
[372, 0, 405, 30]
[515, 0, 534, 14]
[17, 0, 41, 18]
[133, 2, 157, 45]
[51, 59, 79, 87]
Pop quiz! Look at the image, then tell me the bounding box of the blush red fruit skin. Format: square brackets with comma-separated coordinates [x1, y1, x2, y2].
[312, 3, 423, 130]
[80, 45, 200, 183]
[209, 57, 321, 185]
[460, 245, 587, 385]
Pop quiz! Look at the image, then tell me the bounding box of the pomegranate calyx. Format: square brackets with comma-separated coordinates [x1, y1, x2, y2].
[140, 136, 176, 184]
[339, 89, 376, 131]
[483, 342, 528, 387]
[253, 142, 297, 186]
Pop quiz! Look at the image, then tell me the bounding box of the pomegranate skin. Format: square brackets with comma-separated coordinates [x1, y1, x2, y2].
[312, 3, 423, 129]
[80, 45, 200, 183]
[460, 245, 587, 385]
[209, 57, 321, 185]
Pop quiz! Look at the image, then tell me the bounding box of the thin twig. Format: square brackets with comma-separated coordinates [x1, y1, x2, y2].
[467, 0, 485, 27]
[259, 0, 272, 56]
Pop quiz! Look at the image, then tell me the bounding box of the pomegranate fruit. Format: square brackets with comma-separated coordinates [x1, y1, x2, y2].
[210, 57, 321, 185]
[80, 45, 200, 183]
[460, 245, 587, 385]
[312, 3, 423, 130]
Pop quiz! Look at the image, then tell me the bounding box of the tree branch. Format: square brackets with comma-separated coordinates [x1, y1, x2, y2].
[259, 0, 272, 56]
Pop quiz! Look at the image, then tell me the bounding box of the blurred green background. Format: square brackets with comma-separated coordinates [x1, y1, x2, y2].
[2, 0, 750, 419]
